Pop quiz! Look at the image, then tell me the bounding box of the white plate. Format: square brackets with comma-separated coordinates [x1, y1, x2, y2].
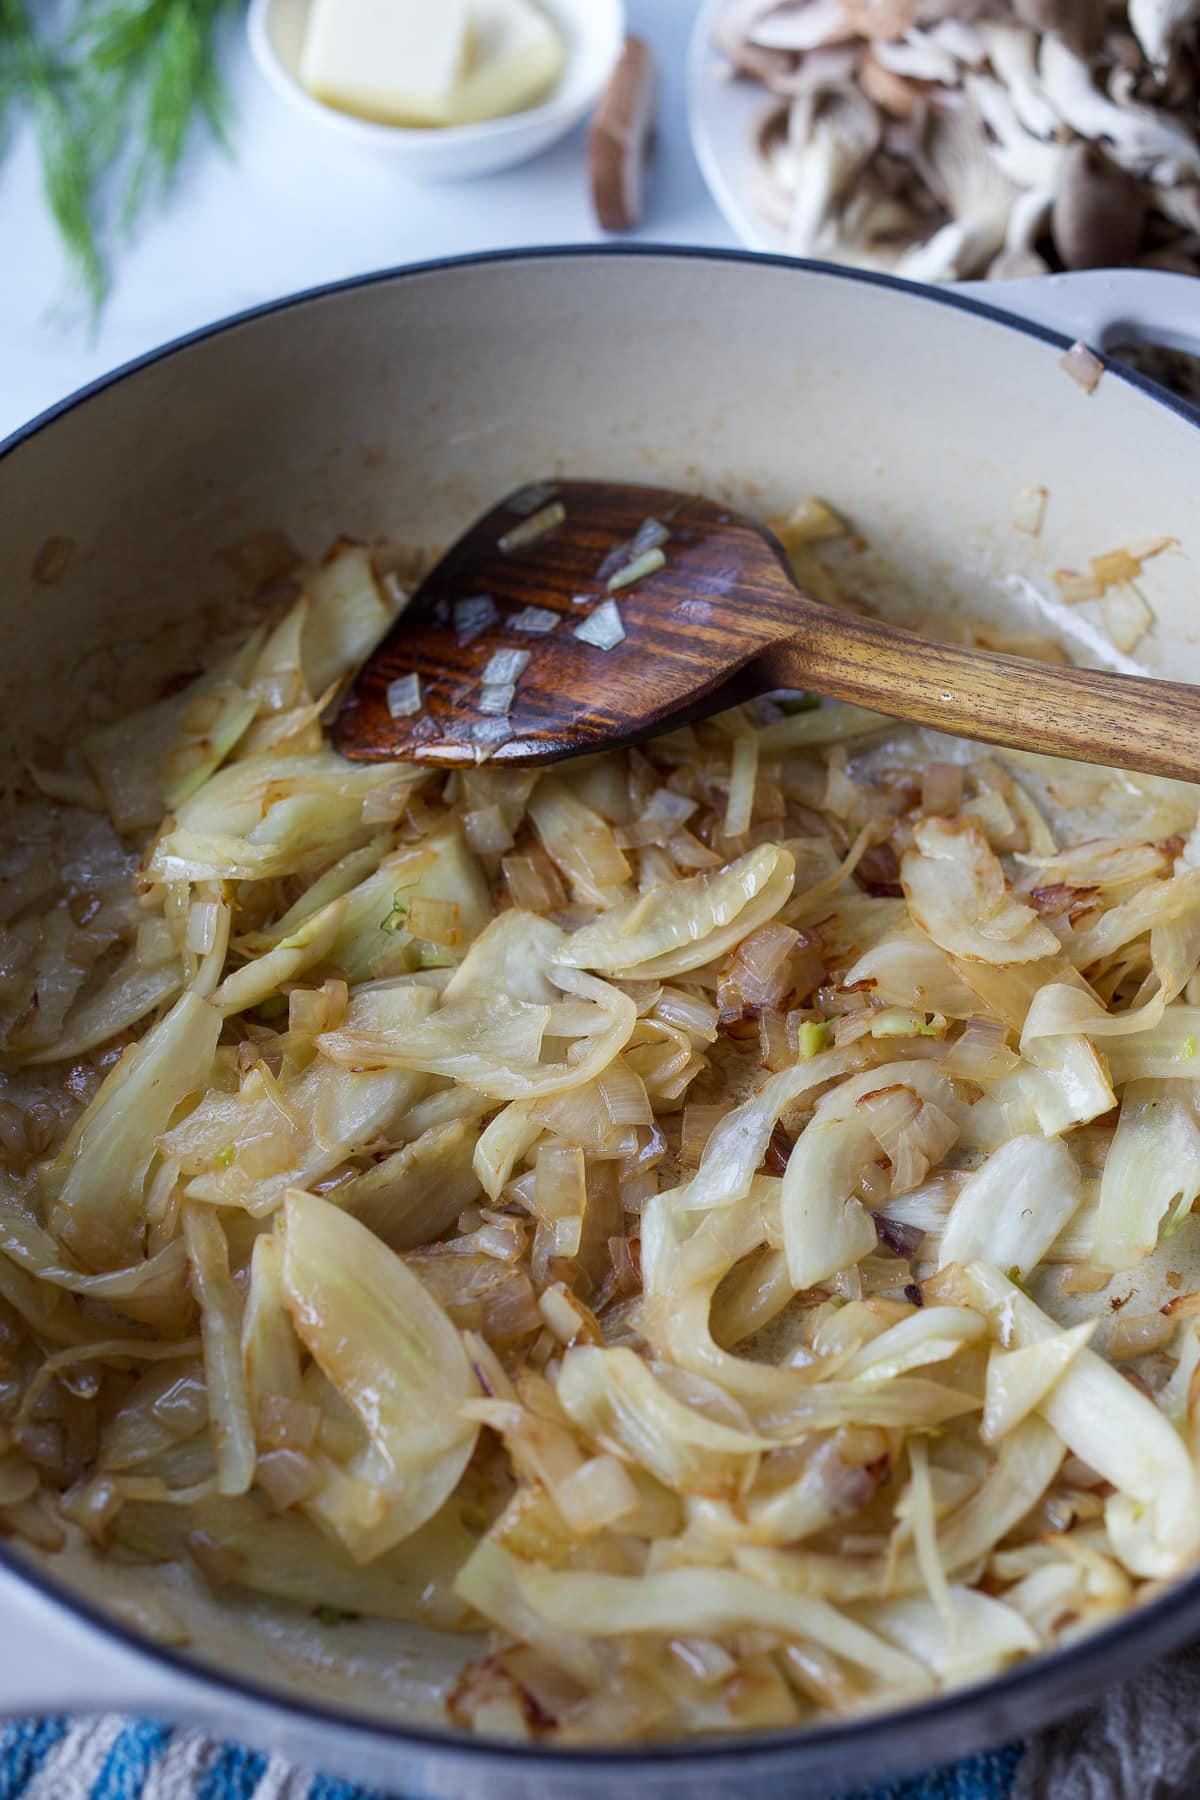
[687, 1, 1200, 302]
[686, 0, 788, 254]
[248, 0, 625, 179]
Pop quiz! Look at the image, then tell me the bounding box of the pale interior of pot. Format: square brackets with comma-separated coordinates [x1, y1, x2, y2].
[1, 250, 1199, 1727]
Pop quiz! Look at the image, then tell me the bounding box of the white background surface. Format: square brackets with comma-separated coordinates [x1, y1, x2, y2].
[0, 0, 733, 443]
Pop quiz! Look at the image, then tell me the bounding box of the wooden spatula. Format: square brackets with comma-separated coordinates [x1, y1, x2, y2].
[334, 479, 1200, 782]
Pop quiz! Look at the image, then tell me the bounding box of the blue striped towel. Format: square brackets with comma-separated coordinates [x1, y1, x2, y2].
[0, 1717, 1023, 1800]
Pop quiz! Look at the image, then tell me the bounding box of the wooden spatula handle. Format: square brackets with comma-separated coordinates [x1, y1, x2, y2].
[763, 604, 1200, 784]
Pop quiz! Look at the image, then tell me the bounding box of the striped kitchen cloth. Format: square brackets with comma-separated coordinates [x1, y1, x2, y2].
[10, 1629, 1200, 1797]
[0, 1717, 1022, 1800]
[10, 1645, 1200, 1800]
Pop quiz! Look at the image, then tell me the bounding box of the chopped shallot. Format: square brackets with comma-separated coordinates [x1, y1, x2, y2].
[607, 548, 666, 593]
[630, 517, 671, 557]
[478, 683, 516, 717]
[470, 717, 514, 750]
[498, 501, 566, 553]
[1012, 488, 1047, 537]
[1091, 549, 1142, 590]
[1060, 343, 1103, 394]
[510, 606, 559, 635]
[506, 482, 560, 517]
[574, 600, 626, 650]
[386, 673, 422, 719]
[1054, 570, 1102, 605]
[1100, 584, 1154, 654]
[455, 595, 498, 646]
[482, 649, 531, 686]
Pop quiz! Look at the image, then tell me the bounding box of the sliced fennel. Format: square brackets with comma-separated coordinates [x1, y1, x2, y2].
[281, 1189, 478, 1559]
[9, 511, 1200, 1746]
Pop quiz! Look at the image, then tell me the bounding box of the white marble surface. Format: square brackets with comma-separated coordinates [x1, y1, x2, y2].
[0, 0, 734, 443]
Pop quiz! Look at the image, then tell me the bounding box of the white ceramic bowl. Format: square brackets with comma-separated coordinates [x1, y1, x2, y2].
[247, 0, 625, 178]
[688, 0, 1200, 291]
[687, 0, 791, 254]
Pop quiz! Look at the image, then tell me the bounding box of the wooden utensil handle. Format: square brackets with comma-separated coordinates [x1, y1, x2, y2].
[763, 606, 1200, 785]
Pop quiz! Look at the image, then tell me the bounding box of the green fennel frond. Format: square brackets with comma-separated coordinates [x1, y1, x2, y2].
[0, 0, 237, 306]
[0, 0, 104, 303]
[76, 0, 237, 224]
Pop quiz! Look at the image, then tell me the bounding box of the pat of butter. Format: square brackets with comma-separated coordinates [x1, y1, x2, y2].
[448, 0, 565, 126]
[299, 0, 472, 128]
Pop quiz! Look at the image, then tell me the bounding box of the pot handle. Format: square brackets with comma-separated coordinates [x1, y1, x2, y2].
[956, 268, 1200, 360]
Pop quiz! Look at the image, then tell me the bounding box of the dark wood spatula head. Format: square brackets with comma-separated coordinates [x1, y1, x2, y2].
[336, 476, 1200, 787]
[334, 480, 805, 766]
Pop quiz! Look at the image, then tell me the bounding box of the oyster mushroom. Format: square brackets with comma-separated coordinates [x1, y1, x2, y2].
[859, 47, 934, 115]
[925, 17, 988, 63]
[988, 186, 1054, 276]
[872, 28, 963, 81]
[1157, 183, 1200, 231]
[712, 0, 798, 84]
[834, 179, 930, 268]
[965, 72, 1067, 190]
[842, 0, 919, 39]
[1107, 65, 1200, 181]
[772, 42, 863, 95]
[1129, 0, 1200, 73]
[897, 100, 1018, 279]
[1040, 36, 1200, 182]
[751, 107, 807, 231]
[1011, 0, 1105, 56]
[749, 0, 860, 50]
[785, 82, 883, 251]
[750, 63, 874, 230]
[716, 0, 1200, 281]
[913, 0, 992, 16]
[978, 22, 1059, 139]
[1051, 140, 1147, 268]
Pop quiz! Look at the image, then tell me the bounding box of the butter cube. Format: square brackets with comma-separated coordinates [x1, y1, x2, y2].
[300, 0, 472, 128]
[449, 0, 565, 125]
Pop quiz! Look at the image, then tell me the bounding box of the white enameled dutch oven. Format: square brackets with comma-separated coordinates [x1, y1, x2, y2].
[2, 250, 1200, 1799]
